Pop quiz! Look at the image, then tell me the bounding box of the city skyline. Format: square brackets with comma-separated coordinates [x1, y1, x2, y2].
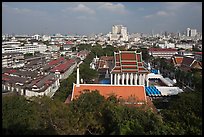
[2, 2, 202, 35]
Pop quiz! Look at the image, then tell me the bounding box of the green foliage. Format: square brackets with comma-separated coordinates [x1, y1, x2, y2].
[77, 44, 92, 51]
[53, 71, 77, 102]
[137, 48, 150, 62]
[24, 53, 33, 57]
[2, 90, 202, 135]
[80, 63, 98, 83]
[160, 91, 202, 135]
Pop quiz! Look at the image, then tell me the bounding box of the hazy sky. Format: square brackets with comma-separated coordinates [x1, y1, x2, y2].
[2, 2, 202, 35]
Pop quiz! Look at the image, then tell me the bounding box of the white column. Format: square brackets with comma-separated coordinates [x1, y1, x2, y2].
[117, 74, 120, 85]
[134, 74, 137, 85]
[143, 74, 146, 86]
[122, 73, 125, 85]
[139, 74, 142, 85]
[8, 86, 10, 91]
[114, 74, 117, 85]
[130, 73, 133, 85]
[111, 74, 113, 85]
[126, 73, 129, 85]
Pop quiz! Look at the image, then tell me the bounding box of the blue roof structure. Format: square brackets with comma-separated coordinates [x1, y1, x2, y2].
[99, 79, 111, 84]
[151, 69, 159, 74]
[145, 86, 161, 96]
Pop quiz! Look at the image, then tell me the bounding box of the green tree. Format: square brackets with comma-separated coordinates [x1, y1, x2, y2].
[68, 90, 106, 135]
[80, 63, 98, 83]
[53, 70, 77, 102]
[160, 91, 202, 135]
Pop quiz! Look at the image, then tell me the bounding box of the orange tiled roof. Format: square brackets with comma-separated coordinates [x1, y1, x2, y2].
[175, 57, 183, 64]
[71, 84, 147, 104]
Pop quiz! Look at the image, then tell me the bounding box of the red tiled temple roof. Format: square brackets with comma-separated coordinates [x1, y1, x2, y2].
[175, 57, 183, 65]
[111, 51, 148, 73]
[71, 84, 147, 104]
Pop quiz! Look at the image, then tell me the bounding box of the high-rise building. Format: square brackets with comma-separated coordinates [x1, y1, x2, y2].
[186, 28, 190, 37]
[112, 25, 123, 34]
[110, 25, 128, 41]
[121, 27, 128, 41]
[190, 29, 197, 37]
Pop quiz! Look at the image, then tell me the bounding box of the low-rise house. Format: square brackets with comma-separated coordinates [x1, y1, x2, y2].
[50, 59, 77, 80]
[25, 74, 60, 97]
[194, 52, 202, 61]
[77, 50, 89, 60]
[171, 55, 184, 67]
[42, 57, 66, 73]
[180, 56, 202, 72]
[2, 74, 29, 95]
[172, 55, 202, 72]
[2, 68, 60, 98]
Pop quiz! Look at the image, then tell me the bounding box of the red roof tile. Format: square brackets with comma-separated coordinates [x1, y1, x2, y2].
[175, 57, 183, 64]
[48, 57, 65, 66]
[112, 51, 148, 73]
[72, 84, 147, 103]
[50, 59, 75, 73]
[121, 53, 136, 60]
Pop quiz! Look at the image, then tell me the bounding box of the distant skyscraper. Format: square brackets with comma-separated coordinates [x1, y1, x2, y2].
[177, 32, 181, 37]
[110, 25, 128, 41]
[186, 28, 191, 37]
[112, 25, 122, 34]
[190, 29, 197, 37]
[121, 26, 128, 41]
[164, 31, 167, 37]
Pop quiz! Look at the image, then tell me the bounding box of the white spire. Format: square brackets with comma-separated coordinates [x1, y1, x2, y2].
[76, 65, 80, 87]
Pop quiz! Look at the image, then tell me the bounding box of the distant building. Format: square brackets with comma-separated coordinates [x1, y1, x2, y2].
[190, 29, 197, 37]
[186, 28, 197, 37]
[2, 69, 60, 97]
[2, 52, 25, 68]
[50, 59, 77, 80]
[171, 55, 202, 72]
[2, 41, 47, 54]
[110, 25, 128, 41]
[148, 48, 178, 59]
[77, 50, 89, 60]
[186, 28, 191, 37]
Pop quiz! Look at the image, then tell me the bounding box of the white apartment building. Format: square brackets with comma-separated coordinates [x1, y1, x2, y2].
[175, 44, 192, 50]
[149, 48, 178, 59]
[121, 26, 128, 41]
[186, 28, 191, 37]
[2, 52, 25, 68]
[110, 25, 129, 41]
[186, 28, 197, 37]
[2, 42, 47, 54]
[190, 29, 197, 37]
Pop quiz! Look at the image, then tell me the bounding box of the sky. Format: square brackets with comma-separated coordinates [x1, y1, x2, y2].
[2, 2, 202, 35]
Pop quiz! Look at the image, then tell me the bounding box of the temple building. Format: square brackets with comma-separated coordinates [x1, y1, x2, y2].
[110, 51, 149, 86]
